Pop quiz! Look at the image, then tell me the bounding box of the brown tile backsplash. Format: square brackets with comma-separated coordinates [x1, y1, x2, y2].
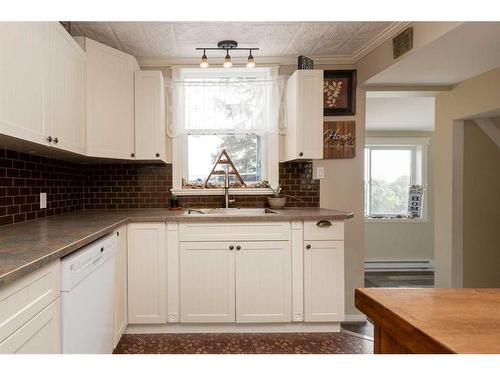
[0, 148, 319, 227]
[0, 148, 84, 226]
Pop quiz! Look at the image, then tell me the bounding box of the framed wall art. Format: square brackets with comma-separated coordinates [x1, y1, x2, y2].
[323, 70, 357, 116]
[323, 121, 356, 159]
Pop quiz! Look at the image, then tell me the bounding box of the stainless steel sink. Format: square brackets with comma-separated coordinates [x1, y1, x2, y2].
[186, 208, 277, 215]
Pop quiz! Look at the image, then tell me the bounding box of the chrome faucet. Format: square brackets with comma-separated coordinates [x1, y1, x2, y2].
[224, 170, 235, 208]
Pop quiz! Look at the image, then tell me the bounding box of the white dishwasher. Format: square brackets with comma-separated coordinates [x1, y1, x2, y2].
[60, 233, 116, 354]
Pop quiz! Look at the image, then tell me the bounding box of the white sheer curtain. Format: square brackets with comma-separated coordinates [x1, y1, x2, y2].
[165, 70, 287, 138]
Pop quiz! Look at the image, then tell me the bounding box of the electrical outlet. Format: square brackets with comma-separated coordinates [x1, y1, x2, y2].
[315, 167, 325, 179]
[40, 192, 47, 209]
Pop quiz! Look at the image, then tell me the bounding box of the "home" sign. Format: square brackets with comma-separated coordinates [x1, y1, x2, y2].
[323, 121, 356, 159]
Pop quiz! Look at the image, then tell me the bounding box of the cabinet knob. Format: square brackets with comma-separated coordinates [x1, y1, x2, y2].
[53, 137, 58, 144]
[131, 153, 135, 158]
[229, 245, 234, 250]
[299, 152, 304, 157]
[116, 231, 119, 237]
[47, 136, 52, 143]
[236, 245, 241, 251]
[306, 244, 311, 250]
[156, 153, 160, 157]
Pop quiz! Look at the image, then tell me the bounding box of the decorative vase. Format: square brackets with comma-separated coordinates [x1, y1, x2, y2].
[268, 197, 287, 209]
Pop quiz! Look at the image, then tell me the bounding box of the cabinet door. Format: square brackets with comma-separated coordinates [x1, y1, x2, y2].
[235, 241, 292, 323]
[85, 38, 137, 159]
[113, 225, 127, 347]
[304, 241, 344, 322]
[49, 23, 85, 154]
[297, 70, 323, 159]
[0, 22, 50, 146]
[134, 71, 166, 162]
[0, 298, 61, 354]
[284, 70, 323, 161]
[127, 223, 166, 324]
[180, 242, 235, 323]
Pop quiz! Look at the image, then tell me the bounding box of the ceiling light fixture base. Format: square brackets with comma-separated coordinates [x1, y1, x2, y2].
[217, 40, 238, 49]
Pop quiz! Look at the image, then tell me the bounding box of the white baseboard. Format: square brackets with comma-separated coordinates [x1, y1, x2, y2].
[365, 259, 434, 272]
[125, 322, 341, 334]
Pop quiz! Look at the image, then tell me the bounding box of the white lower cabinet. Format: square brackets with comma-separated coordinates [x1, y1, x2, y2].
[179, 240, 292, 324]
[304, 240, 345, 322]
[127, 223, 166, 324]
[180, 242, 235, 323]
[0, 298, 61, 354]
[235, 242, 291, 323]
[113, 225, 128, 347]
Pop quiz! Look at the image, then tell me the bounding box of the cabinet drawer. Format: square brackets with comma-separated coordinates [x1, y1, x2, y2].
[179, 222, 291, 242]
[0, 298, 61, 354]
[303, 220, 344, 241]
[0, 260, 60, 343]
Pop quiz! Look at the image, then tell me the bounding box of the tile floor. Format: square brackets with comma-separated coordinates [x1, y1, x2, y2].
[114, 332, 373, 354]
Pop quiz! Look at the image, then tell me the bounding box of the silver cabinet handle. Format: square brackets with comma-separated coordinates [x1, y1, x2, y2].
[316, 220, 332, 227]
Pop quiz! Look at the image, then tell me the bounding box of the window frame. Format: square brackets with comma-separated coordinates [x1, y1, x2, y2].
[170, 66, 279, 196]
[364, 137, 430, 221]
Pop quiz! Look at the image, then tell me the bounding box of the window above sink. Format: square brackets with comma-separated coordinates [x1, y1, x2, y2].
[169, 67, 283, 196]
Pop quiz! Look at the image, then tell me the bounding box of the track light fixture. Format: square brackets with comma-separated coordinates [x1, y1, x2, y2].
[196, 41, 259, 68]
[223, 50, 232, 68]
[200, 49, 209, 68]
[246, 50, 255, 68]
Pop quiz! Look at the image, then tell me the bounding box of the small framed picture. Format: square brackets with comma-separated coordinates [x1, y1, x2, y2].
[323, 70, 357, 116]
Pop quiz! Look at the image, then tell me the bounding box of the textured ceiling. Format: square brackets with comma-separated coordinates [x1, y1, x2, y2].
[71, 21, 394, 59]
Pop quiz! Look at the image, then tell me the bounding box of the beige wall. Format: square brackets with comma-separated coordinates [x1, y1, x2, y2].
[435, 65, 500, 287]
[315, 82, 365, 318]
[357, 22, 462, 84]
[364, 131, 435, 263]
[462, 120, 500, 287]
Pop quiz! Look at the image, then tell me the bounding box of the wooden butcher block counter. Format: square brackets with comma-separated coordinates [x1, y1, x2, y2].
[355, 288, 500, 354]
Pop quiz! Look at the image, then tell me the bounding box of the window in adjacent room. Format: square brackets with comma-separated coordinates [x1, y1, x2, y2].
[364, 138, 429, 219]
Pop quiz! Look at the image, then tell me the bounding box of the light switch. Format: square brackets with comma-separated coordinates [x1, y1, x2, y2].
[315, 167, 325, 179]
[40, 192, 47, 209]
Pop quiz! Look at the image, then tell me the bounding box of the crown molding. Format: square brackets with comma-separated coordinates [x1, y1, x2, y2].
[136, 22, 412, 69]
[351, 21, 412, 63]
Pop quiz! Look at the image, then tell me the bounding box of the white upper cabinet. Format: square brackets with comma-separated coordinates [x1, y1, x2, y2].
[0, 22, 85, 154]
[48, 23, 85, 154]
[83, 37, 139, 160]
[0, 22, 50, 146]
[134, 71, 167, 162]
[283, 70, 324, 161]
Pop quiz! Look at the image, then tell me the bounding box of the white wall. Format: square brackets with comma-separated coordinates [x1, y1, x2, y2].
[364, 130, 435, 264]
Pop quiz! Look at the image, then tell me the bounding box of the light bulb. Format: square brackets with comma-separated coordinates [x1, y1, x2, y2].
[200, 51, 209, 68]
[246, 51, 255, 68]
[223, 51, 232, 68]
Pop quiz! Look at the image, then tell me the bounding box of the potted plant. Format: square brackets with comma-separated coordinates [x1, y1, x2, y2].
[264, 181, 287, 209]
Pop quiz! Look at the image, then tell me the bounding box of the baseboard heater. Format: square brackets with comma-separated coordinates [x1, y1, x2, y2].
[365, 260, 434, 272]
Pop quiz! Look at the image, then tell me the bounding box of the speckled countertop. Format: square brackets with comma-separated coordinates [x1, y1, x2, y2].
[0, 208, 353, 287]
